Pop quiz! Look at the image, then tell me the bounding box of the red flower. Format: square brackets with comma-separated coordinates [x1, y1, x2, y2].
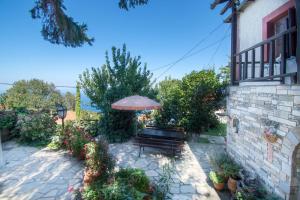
[68, 186, 74, 193]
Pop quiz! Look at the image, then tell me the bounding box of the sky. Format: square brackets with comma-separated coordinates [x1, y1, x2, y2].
[0, 0, 230, 90]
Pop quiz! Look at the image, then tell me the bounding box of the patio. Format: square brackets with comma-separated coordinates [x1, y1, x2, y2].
[0, 138, 229, 200]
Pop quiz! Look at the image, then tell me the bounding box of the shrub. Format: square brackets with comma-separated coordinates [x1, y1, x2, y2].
[15, 112, 56, 145]
[82, 186, 99, 200]
[154, 70, 225, 132]
[0, 111, 16, 130]
[116, 168, 150, 193]
[59, 121, 92, 159]
[101, 181, 145, 200]
[153, 162, 174, 200]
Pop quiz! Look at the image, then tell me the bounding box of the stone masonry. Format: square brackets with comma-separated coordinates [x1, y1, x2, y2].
[227, 83, 300, 199]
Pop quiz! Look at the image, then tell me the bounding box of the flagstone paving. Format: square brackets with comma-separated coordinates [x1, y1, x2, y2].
[0, 141, 83, 200]
[109, 140, 230, 200]
[0, 138, 230, 200]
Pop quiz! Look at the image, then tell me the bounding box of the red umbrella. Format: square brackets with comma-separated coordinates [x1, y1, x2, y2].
[111, 95, 161, 111]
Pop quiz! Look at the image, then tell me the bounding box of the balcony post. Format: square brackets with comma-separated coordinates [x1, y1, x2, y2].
[296, 0, 300, 83]
[230, 2, 237, 85]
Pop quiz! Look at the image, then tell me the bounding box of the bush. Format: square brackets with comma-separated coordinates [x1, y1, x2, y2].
[155, 70, 225, 133]
[0, 111, 16, 130]
[62, 122, 91, 159]
[101, 181, 145, 200]
[15, 112, 56, 145]
[116, 168, 150, 193]
[85, 140, 115, 176]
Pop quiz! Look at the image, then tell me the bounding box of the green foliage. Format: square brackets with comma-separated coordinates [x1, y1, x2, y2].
[119, 0, 149, 10]
[209, 171, 224, 184]
[0, 112, 16, 130]
[15, 112, 56, 145]
[210, 153, 240, 179]
[101, 181, 145, 200]
[116, 168, 150, 193]
[217, 66, 230, 85]
[30, 0, 94, 47]
[80, 44, 156, 141]
[5, 79, 64, 111]
[82, 186, 99, 200]
[180, 70, 224, 132]
[235, 186, 282, 200]
[0, 93, 7, 110]
[85, 140, 115, 176]
[198, 137, 210, 144]
[153, 162, 174, 200]
[62, 122, 91, 159]
[154, 77, 183, 128]
[76, 82, 81, 119]
[29, 0, 148, 47]
[64, 92, 76, 111]
[203, 123, 226, 137]
[155, 70, 225, 132]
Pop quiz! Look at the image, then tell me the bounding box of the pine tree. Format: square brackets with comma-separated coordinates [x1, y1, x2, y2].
[30, 0, 148, 47]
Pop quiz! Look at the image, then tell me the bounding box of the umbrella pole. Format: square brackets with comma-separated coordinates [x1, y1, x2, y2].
[134, 111, 137, 136]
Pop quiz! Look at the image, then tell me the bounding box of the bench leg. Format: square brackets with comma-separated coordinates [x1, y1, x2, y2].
[139, 146, 142, 157]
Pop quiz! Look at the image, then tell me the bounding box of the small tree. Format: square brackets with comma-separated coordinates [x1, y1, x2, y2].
[154, 77, 183, 128]
[181, 70, 224, 132]
[75, 82, 81, 119]
[5, 79, 63, 111]
[80, 44, 155, 141]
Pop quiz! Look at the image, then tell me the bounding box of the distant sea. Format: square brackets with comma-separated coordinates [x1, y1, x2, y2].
[0, 86, 100, 112]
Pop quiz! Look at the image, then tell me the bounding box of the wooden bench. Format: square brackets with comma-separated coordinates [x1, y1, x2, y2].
[133, 135, 184, 157]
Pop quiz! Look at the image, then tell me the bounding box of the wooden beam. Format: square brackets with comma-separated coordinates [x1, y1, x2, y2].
[220, 0, 234, 15]
[295, 0, 300, 83]
[230, 3, 238, 85]
[211, 0, 229, 9]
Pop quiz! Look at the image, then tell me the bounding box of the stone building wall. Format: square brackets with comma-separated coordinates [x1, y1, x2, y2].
[226, 83, 300, 199]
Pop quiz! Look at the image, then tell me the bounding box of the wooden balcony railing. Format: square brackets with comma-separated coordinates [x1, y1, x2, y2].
[232, 26, 298, 84]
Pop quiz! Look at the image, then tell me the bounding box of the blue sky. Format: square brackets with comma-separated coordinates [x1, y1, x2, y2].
[0, 0, 230, 88]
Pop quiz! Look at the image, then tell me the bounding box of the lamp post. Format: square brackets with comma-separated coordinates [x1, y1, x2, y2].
[56, 104, 67, 130]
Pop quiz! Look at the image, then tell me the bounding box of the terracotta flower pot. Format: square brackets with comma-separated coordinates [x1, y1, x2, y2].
[228, 177, 238, 193]
[213, 182, 225, 191]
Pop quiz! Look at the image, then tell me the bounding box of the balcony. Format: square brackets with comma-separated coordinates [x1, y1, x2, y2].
[232, 26, 298, 85]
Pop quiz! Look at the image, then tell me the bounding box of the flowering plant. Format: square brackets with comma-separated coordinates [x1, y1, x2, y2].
[261, 119, 279, 143]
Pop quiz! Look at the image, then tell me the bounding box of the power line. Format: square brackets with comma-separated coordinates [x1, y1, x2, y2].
[207, 27, 230, 66]
[150, 22, 225, 72]
[154, 33, 230, 80]
[0, 82, 76, 89]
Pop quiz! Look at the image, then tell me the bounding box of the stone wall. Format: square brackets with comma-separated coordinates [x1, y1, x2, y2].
[227, 83, 300, 199]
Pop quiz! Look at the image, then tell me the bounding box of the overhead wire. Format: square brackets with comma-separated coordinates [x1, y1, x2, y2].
[150, 22, 225, 72]
[154, 31, 231, 80]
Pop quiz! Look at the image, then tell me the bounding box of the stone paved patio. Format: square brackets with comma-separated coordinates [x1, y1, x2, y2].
[0, 138, 230, 200]
[0, 141, 83, 200]
[109, 140, 230, 200]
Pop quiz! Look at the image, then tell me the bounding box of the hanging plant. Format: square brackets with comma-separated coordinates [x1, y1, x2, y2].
[261, 119, 279, 143]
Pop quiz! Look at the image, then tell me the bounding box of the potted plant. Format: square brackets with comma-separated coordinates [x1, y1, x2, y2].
[209, 171, 225, 191]
[262, 119, 279, 143]
[223, 162, 241, 193]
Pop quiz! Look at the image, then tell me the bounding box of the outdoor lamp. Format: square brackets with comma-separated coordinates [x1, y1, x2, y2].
[56, 104, 67, 129]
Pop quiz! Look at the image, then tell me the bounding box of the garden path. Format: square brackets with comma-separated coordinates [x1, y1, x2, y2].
[0, 141, 83, 200]
[0, 138, 230, 200]
[109, 140, 231, 200]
